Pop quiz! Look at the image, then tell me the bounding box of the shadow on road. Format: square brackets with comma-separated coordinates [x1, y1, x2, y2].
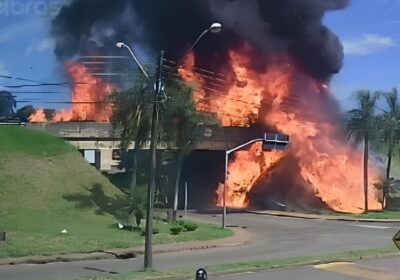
[83, 267, 119, 275]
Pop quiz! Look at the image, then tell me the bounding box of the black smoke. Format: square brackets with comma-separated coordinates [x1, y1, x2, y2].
[51, 0, 350, 80]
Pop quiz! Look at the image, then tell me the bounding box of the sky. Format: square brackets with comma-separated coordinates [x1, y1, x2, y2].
[0, 0, 399, 111]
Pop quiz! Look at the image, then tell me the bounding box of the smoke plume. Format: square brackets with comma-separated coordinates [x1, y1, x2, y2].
[51, 0, 350, 80]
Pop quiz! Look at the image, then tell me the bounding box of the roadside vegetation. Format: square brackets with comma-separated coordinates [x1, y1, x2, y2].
[63, 247, 398, 280]
[0, 126, 231, 258]
[347, 88, 400, 213]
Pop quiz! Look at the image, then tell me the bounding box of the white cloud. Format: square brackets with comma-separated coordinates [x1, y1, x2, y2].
[25, 38, 54, 55]
[342, 34, 397, 55]
[0, 19, 42, 45]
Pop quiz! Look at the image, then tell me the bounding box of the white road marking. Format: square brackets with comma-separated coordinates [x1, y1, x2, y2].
[219, 271, 256, 277]
[348, 224, 392, 229]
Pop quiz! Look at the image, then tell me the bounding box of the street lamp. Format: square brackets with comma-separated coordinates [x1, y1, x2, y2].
[115, 42, 149, 79]
[171, 23, 222, 222]
[222, 133, 290, 229]
[116, 23, 222, 270]
[172, 22, 222, 73]
[116, 41, 156, 270]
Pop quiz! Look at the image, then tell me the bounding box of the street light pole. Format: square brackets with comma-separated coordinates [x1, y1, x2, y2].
[116, 41, 159, 270]
[116, 43, 149, 79]
[171, 22, 222, 221]
[223, 138, 264, 229]
[222, 134, 290, 229]
[171, 23, 222, 74]
[144, 50, 164, 270]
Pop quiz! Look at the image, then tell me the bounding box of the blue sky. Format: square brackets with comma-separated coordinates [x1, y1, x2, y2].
[0, 0, 399, 110]
[325, 0, 400, 110]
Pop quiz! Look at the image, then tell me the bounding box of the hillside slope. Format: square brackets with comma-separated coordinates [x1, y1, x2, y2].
[0, 126, 232, 258]
[0, 126, 130, 257]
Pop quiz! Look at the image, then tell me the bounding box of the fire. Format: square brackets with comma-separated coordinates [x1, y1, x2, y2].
[29, 109, 47, 122]
[29, 63, 116, 123]
[180, 46, 382, 214]
[216, 143, 284, 208]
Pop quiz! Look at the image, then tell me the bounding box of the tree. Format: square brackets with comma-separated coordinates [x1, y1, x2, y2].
[0, 91, 16, 122]
[161, 80, 218, 220]
[15, 105, 35, 122]
[347, 90, 378, 213]
[379, 88, 400, 179]
[374, 178, 399, 210]
[109, 77, 151, 204]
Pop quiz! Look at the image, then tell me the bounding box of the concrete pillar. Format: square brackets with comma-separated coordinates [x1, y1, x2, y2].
[100, 149, 113, 171]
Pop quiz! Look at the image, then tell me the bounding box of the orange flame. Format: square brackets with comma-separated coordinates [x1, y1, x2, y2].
[29, 63, 116, 123]
[29, 109, 47, 122]
[180, 46, 382, 214]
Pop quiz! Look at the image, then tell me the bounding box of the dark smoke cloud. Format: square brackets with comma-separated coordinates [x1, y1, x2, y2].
[51, 0, 350, 80]
[256, 0, 350, 79]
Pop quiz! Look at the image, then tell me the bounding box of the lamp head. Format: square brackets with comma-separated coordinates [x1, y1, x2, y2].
[116, 42, 125, 48]
[209, 22, 222, 33]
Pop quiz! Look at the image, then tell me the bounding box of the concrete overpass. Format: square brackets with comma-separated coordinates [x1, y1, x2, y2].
[28, 122, 253, 171]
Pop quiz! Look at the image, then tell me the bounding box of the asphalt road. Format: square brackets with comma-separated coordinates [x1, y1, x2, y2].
[0, 212, 399, 280]
[214, 256, 400, 280]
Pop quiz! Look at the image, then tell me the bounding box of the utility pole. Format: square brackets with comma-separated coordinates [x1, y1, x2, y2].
[144, 50, 164, 270]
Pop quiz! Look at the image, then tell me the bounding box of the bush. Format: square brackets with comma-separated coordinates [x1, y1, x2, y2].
[129, 186, 147, 228]
[177, 220, 198, 232]
[140, 227, 160, 236]
[134, 208, 144, 228]
[153, 227, 160, 235]
[170, 226, 184, 235]
[183, 221, 198, 232]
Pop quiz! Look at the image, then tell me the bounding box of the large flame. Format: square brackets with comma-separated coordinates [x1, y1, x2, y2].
[29, 63, 116, 123]
[180, 46, 382, 214]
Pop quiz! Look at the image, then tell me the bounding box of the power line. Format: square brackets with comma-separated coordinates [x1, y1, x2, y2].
[163, 58, 227, 79]
[162, 71, 262, 108]
[78, 56, 130, 59]
[16, 101, 106, 104]
[161, 61, 264, 109]
[9, 91, 69, 94]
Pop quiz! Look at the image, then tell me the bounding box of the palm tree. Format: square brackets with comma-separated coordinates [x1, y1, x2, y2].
[379, 88, 400, 179]
[109, 77, 151, 202]
[347, 90, 378, 213]
[161, 80, 218, 220]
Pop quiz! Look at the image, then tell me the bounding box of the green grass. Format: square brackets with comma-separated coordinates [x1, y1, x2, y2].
[351, 211, 400, 219]
[0, 126, 75, 156]
[209, 247, 398, 273]
[64, 247, 399, 280]
[0, 126, 232, 258]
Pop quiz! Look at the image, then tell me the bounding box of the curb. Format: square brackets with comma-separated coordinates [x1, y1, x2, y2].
[0, 252, 114, 266]
[247, 210, 400, 223]
[0, 228, 254, 266]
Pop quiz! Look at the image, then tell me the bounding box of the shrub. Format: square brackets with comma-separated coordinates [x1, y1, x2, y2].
[140, 227, 160, 236]
[176, 220, 198, 232]
[129, 186, 147, 228]
[134, 208, 144, 228]
[170, 226, 184, 235]
[182, 221, 198, 232]
[153, 227, 160, 235]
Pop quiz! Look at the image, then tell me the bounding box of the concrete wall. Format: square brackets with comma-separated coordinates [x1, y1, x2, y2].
[27, 122, 258, 171]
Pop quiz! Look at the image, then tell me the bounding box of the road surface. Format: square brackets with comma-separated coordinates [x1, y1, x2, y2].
[0, 212, 399, 280]
[215, 256, 400, 280]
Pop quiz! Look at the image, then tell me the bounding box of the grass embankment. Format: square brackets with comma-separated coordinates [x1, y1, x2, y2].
[0, 126, 231, 258]
[65, 247, 398, 280]
[351, 211, 400, 219]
